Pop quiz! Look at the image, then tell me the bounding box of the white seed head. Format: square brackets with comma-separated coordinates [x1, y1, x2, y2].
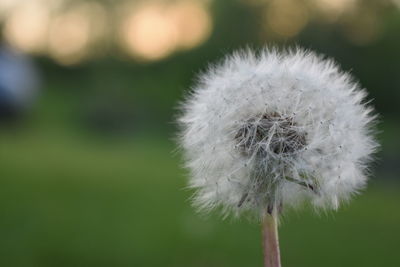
[178, 47, 378, 218]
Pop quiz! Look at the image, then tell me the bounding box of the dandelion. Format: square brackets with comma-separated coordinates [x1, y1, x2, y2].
[177, 47, 378, 267]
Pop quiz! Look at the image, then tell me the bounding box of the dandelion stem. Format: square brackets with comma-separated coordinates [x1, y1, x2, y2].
[262, 211, 281, 267]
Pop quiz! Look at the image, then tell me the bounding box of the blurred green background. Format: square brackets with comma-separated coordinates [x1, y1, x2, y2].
[0, 0, 399, 266]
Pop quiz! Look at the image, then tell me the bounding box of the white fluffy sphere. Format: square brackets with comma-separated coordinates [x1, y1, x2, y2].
[178, 48, 378, 217]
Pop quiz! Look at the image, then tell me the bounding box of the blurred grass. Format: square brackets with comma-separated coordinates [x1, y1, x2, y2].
[0, 127, 399, 267]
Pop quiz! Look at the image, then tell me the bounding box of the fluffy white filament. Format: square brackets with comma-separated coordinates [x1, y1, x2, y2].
[178, 48, 378, 217]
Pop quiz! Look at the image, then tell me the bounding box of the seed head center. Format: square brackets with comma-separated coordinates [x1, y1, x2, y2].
[235, 112, 307, 157]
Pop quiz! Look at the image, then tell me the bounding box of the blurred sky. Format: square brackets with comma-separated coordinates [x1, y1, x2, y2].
[0, 0, 214, 64]
[0, 0, 398, 64]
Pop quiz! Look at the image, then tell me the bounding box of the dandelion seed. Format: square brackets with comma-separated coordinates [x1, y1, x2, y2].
[177, 47, 378, 267]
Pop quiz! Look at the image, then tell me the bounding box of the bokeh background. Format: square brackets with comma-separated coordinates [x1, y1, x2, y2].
[0, 0, 399, 266]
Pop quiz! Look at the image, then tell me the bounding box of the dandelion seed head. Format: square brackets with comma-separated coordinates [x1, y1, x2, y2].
[178, 47, 378, 218]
